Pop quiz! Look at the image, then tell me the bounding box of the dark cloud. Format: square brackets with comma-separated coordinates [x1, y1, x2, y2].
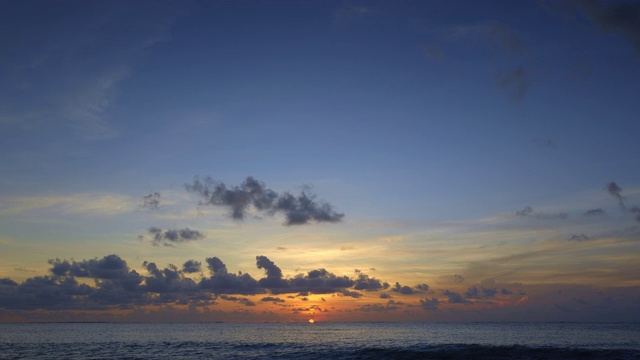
[501, 288, 512, 295]
[569, 233, 592, 241]
[142, 192, 160, 210]
[290, 268, 354, 294]
[515, 206, 568, 220]
[273, 190, 344, 226]
[260, 296, 285, 303]
[392, 282, 415, 295]
[579, 0, 640, 53]
[583, 208, 606, 217]
[48, 255, 140, 285]
[464, 286, 498, 299]
[256, 256, 283, 279]
[420, 297, 439, 311]
[219, 295, 256, 306]
[200, 257, 260, 295]
[607, 182, 625, 209]
[185, 176, 344, 225]
[142, 261, 198, 294]
[358, 301, 401, 312]
[0, 278, 18, 286]
[629, 206, 640, 223]
[353, 273, 389, 291]
[605, 182, 640, 222]
[205, 257, 227, 275]
[182, 260, 201, 274]
[516, 206, 534, 216]
[145, 227, 205, 247]
[453, 274, 464, 283]
[339, 290, 363, 298]
[185, 176, 278, 220]
[497, 66, 528, 101]
[391, 282, 430, 295]
[256, 255, 289, 289]
[443, 290, 468, 304]
[1, 254, 432, 313]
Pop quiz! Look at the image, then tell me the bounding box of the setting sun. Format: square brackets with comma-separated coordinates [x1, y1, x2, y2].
[308, 319, 315, 324]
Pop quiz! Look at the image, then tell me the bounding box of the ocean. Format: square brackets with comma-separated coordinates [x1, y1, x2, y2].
[1, 322, 639, 359]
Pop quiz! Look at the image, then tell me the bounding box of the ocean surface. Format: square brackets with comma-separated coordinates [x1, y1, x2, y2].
[1, 322, 639, 359]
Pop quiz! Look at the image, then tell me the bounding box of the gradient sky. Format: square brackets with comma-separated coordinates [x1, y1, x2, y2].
[1, 0, 640, 322]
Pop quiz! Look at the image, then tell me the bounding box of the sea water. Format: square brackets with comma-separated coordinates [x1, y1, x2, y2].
[1, 322, 639, 359]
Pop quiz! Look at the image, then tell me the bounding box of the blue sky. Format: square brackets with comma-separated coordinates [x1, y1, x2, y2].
[1, 0, 640, 322]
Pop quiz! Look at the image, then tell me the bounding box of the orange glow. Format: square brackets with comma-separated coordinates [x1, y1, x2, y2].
[308, 318, 315, 324]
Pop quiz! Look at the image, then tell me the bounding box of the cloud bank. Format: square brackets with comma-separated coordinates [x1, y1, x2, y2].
[0, 254, 411, 312]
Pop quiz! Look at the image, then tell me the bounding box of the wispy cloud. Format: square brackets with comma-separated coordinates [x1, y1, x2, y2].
[0, 193, 138, 216]
[0, 1, 181, 139]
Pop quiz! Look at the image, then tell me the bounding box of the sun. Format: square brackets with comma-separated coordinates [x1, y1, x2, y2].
[308, 318, 315, 324]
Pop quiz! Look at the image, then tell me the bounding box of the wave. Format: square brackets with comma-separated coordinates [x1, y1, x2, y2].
[2, 342, 640, 360]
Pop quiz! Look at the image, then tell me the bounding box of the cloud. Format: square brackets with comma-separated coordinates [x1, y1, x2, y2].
[290, 268, 355, 294]
[0, 193, 137, 216]
[445, 21, 531, 101]
[255, 255, 289, 290]
[391, 282, 414, 295]
[182, 260, 201, 274]
[629, 206, 640, 223]
[485, 21, 525, 53]
[339, 290, 363, 298]
[583, 208, 606, 217]
[443, 290, 468, 304]
[0, 254, 420, 313]
[607, 182, 625, 209]
[219, 295, 256, 307]
[420, 297, 439, 311]
[353, 273, 389, 291]
[142, 192, 161, 210]
[142, 261, 198, 294]
[144, 227, 205, 247]
[185, 176, 344, 225]
[578, 0, 640, 53]
[605, 182, 640, 222]
[0, 1, 182, 139]
[515, 206, 568, 220]
[256, 256, 284, 280]
[464, 286, 498, 299]
[497, 67, 529, 101]
[49, 255, 139, 283]
[260, 296, 285, 303]
[391, 282, 430, 295]
[357, 301, 401, 312]
[568, 234, 592, 241]
[200, 257, 260, 295]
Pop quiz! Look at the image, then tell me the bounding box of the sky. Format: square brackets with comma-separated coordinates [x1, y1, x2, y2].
[1, 0, 640, 323]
